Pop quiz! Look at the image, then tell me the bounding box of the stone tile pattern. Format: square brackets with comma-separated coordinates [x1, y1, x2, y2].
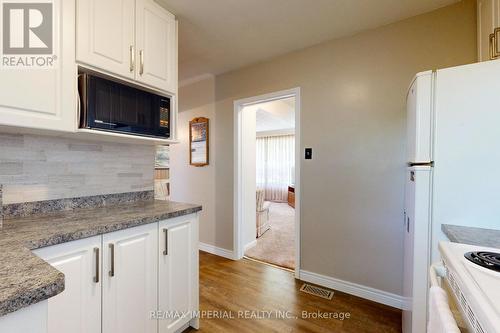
[442, 224, 500, 249]
[0, 200, 202, 317]
[0, 133, 155, 205]
[0, 185, 3, 227]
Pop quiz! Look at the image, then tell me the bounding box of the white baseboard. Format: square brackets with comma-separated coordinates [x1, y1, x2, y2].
[244, 240, 257, 252]
[199, 242, 235, 260]
[299, 270, 404, 309]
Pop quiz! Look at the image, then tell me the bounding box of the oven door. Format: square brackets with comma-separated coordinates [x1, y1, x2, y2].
[429, 263, 469, 333]
[82, 74, 170, 138]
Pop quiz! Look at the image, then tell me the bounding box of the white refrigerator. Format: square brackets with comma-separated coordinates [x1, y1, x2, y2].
[402, 60, 500, 333]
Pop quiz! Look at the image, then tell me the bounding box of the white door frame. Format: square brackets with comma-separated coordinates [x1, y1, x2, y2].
[233, 87, 301, 278]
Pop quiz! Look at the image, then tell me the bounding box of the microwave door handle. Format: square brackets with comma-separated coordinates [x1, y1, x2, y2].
[112, 122, 131, 128]
[94, 120, 118, 127]
[94, 120, 132, 128]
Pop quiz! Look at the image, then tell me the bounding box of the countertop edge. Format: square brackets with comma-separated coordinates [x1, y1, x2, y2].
[442, 224, 500, 249]
[0, 268, 65, 318]
[0, 202, 202, 318]
[26, 205, 202, 250]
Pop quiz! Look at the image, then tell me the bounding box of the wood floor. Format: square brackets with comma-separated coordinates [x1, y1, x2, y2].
[184, 251, 402, 333]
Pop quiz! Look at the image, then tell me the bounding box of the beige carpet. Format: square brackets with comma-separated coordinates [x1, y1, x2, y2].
[245, 202, 295, 269]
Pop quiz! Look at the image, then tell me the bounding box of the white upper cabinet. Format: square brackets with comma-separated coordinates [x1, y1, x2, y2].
[76, 0, 135, 79]
[477, 0, 500, 61]
[0, 0, 76, 132]
[102, 223, 158, 333]
[136, 0, 177, 94]
[76, 0, 178, 94]
[33, 236, 102, 333]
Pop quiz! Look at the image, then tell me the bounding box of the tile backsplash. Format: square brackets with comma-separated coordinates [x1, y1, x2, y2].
[0, 133, 155, 204]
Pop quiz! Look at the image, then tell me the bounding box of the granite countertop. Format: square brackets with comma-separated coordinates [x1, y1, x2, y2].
[442, 224, 500, 249]
[0, 200, 201, 318]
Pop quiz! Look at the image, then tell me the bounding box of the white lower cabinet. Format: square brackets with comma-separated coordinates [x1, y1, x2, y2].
[158, 216, 199, 333]
[33, 236, 101, 333]
[102, 223, 158, 333]
[30, 214, 199, 333]
[0, 301, 48, 333]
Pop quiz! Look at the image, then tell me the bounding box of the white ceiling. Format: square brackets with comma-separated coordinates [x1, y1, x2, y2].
[245, 97, 295, 133]
[157, 0, 459, 81]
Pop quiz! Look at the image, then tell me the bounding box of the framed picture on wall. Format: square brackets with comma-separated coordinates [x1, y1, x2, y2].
[190, 117, 209, 166]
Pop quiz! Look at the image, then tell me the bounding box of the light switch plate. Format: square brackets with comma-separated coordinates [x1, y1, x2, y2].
[305, 148, 312, 160]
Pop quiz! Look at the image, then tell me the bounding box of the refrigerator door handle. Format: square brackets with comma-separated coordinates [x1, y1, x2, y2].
[408, 161, 434, 167]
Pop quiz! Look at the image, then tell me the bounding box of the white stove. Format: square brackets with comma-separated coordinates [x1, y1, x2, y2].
[439, 242, 500, 333]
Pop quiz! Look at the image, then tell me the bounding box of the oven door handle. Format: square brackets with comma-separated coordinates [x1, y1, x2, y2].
[429, 262, 446, 287]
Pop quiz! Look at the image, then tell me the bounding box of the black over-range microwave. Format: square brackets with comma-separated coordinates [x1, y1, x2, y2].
[78, 71, 171, 139]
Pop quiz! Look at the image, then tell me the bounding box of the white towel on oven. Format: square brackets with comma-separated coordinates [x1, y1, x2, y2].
[427, 286, 460, 333]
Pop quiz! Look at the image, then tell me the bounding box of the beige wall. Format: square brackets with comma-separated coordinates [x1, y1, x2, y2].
[0, 133, 155, 204]
[172, 0, 477, 295]
[170, 77, 218, 246]
[211, 0, 477, 295]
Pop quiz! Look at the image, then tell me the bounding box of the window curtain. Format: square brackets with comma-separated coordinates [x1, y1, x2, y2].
[256, 134, 295, 202]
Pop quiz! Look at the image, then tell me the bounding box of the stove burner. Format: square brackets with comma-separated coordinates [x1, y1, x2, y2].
[464, 251, 500, 272]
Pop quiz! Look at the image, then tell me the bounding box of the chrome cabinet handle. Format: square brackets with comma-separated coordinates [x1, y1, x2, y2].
[490, 33, 495, 60]
[494, 27, 500, 58]
[129, 45, 135, 72]
[93, 247, 100, 283]
[139, 50, 144, 75]
[163, 229, 168, 255]
[490, 30, 500, 60]
[109, 244, 115, 277]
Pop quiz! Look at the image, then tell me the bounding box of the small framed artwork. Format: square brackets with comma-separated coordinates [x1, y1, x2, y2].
[189, 117, 209, 166]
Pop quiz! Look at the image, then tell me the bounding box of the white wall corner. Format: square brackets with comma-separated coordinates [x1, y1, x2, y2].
[299, 270, 404, 309]
[243, 239, 257, 252]
[179, 73, 215, 88]
[199, 242, 235, 260]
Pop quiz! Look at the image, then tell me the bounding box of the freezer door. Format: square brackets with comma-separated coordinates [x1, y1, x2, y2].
[406, 71, 433, 163]
[402, 167, 432, 333]
[432, 60, 500, 261]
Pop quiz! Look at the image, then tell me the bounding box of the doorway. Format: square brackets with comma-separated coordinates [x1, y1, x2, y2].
[233, 88, 300, 277]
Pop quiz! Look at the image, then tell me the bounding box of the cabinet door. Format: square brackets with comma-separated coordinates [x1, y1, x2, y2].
[477, 0, 500, 61]
[0, 0, 76, 132]
[102, 223, 158, 333]
[0, 301, 48, 333]
[158, 215, 199, 333]
[77, 0, 135, 79]
[33, 236, 101, 333]
[135, 0, 177, 93]
[402, 168, 432, 333]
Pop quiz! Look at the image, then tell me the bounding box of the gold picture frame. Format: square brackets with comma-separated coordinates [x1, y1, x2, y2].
[189, 117, 209, 166]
